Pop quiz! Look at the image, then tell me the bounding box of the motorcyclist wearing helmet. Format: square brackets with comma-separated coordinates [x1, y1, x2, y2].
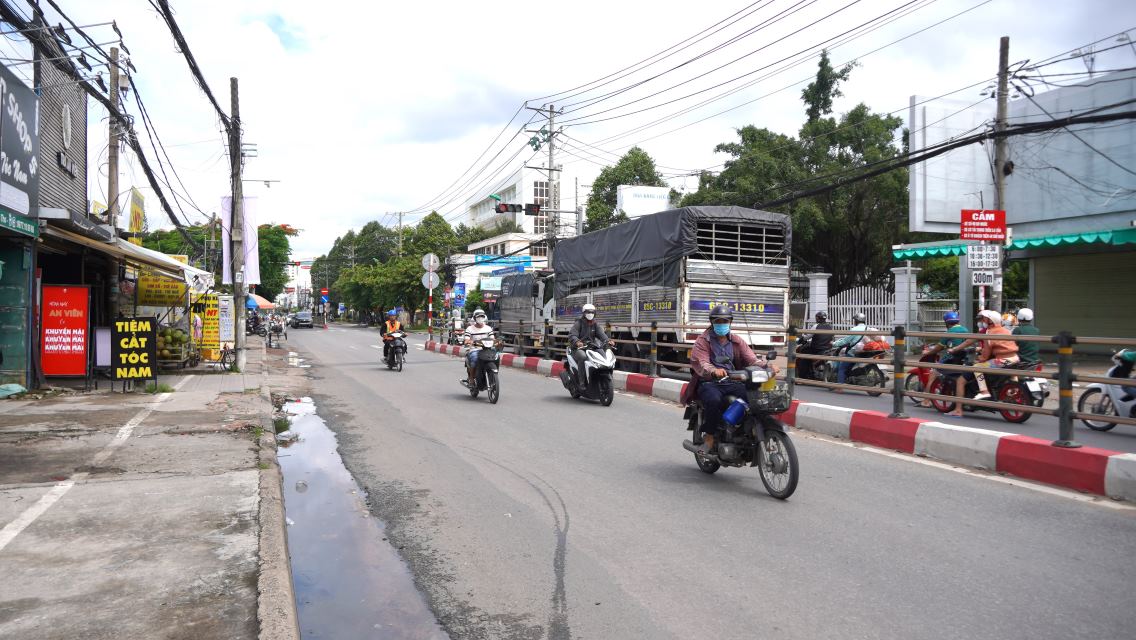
[690, 305, 770, 454]
[831, 312, 875, 388]
[1012, 308, 1040, 363]
[568, 303, 612, 387]
[798, 310, 833, 379]
[921, 310, 970, 408]
[463, 309, 493, 387]
[947, 310, 1019, 410]
[381, 309, 401, 361]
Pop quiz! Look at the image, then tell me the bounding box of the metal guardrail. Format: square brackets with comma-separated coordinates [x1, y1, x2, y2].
[430, 317, 1135, 444]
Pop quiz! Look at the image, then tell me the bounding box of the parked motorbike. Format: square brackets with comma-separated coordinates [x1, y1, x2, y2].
[384, 330, 407, 372]
[1077, 349, 1136, 432]
[926, 349, 1040, 423]
[559, 339, 617, 406]
[460, 334, 501, 404]
[246, 316, 267, 337]
[681, 359, 799, 500]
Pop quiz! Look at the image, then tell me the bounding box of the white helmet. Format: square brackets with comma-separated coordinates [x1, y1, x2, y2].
[1017, 308, 1034, 322]
[978, 310, 1002, 325]
[473, 309, 487, 321]
[582, 303, 596, 314]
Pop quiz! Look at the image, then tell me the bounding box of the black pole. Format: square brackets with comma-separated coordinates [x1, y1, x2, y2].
[1052, 331, 1081, 448]
[890, 325, 908, 418]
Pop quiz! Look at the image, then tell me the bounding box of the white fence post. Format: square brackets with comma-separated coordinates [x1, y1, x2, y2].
[807, 272, 831, 325]
[891, 265, 921, 333]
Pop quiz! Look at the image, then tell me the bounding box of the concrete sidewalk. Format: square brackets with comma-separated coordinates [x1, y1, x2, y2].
[0, 338, 299, 639]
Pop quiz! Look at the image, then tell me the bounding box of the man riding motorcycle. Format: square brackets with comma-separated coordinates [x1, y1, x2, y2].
[831, 312, 879, 390]
[690, 304, 776, 454]
[798, 310, 833, 379]
[568, 303, 612, 387]
[1012, 308, 1040, 364]
[380, 310, 401, 362]
[921, 310, 970, 408]
[463, 309, 493, 387]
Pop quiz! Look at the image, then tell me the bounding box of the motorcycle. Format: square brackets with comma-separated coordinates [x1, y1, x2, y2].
[559, 339, 617, 406]
[681, 359, 799, 500]
[460, 334, 501, 404]
[246, 316, 267, 337]
[384, 330, 407, 372]
[905, 349, 939, 405]
[814, 346, 888, 396]
[925, 349, 1041, 423]
[1077, 349, 1136, 432]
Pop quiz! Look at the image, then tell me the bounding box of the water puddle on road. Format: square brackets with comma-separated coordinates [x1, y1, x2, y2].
[279, 397, 448, 639]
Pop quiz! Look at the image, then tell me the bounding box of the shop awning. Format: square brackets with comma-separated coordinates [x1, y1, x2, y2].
[41, 225, 213, 286]
[892, 227, 1136, 260]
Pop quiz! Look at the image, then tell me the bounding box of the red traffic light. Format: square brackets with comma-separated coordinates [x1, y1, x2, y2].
[495, 203, 524, 213]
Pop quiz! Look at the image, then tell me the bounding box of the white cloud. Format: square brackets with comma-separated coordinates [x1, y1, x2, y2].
[38, 0, 1136, 258]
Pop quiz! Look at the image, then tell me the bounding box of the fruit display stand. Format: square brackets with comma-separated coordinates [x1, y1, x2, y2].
[156, 326, 200, 369]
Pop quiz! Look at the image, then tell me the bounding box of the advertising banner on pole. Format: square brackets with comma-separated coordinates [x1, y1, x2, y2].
[218, 295, 235, 343]
[41, 285, 89, 376]
[129, 187, 145, 233]
[136, 270, 188, 306]
[453, 283, 466, 308]
[191, 294, 220, 350]
[111, 317, 157, 380]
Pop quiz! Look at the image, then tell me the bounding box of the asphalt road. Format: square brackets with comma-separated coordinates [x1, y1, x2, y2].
[288, 326, 1136, 640]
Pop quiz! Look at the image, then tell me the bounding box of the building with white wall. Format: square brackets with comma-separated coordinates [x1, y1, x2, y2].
[617, 185, 672, 219]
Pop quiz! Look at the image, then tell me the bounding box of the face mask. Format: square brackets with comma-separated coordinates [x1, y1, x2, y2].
[475, 317, 485, 325]
[584, 312, 595, 320]
[713, 323, 730, 337]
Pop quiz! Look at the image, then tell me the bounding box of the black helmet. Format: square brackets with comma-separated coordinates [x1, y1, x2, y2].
[852, 312, 867, 324]
[708, 304, 734, 322]
[815, 311, 828, 323]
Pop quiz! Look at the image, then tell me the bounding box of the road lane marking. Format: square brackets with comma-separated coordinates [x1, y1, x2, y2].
[0, 375, 196, 553]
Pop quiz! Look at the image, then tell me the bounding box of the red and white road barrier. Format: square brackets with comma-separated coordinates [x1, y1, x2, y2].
[423, 341, 1136, 502]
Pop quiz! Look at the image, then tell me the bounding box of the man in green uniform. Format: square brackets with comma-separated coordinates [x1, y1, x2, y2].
[1013, 308, 1040, 363]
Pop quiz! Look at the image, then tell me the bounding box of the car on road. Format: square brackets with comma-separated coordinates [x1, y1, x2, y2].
[292, 311, 313, 328]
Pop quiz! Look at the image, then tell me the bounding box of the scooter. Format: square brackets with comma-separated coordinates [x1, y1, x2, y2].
[926, 350, 1039, 423]
[460, 334, 501, 404]
[559, 340, 617, 406]
[905, 349, 939, 405]
[384, 330, 407, 372]
[681, 357, 799, 500]
[1077, 349, 1136, 432]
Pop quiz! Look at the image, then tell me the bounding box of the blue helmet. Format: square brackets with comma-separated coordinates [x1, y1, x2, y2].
[387, 309, 397, 316]
[943, 311, 960, 324]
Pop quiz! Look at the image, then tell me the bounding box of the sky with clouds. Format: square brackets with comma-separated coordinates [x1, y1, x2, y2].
[7, 0, 1134, 259]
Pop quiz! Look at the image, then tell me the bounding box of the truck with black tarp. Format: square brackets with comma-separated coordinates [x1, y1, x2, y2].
[548, 205, 791, 369]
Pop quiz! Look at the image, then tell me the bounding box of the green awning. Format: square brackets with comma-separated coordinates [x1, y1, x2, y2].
[893, 228, 1136, 261]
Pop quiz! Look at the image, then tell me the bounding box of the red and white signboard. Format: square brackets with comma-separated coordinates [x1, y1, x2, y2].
[41, 285, 90, 376]
[960, 209, 1006, 241]
[320, 287, 329, 295]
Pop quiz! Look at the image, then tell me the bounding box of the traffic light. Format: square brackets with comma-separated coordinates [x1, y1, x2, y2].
[495, 203, 523, 214]
[524, 203, 541, 216]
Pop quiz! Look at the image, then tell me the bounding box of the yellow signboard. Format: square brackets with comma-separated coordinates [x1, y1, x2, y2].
[129, 188, 145, 233]
[137, 270, 187, 306]
[191, 294, 219, 351]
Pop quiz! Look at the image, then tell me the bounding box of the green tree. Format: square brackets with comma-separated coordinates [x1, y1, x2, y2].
[254, 224, 297, 300]
[681, 52, 910, 291]
[585, 146, 669, 232]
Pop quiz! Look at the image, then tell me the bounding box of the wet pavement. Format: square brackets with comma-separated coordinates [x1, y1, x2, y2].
[279, 397, 448, 640]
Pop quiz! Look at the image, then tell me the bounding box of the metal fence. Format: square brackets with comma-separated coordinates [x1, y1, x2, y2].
[828, 285, 895, 330]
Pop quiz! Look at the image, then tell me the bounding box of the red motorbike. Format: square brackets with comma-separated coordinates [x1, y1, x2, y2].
[904, 349, 939, 406]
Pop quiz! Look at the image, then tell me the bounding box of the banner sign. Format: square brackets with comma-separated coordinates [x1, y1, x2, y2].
[479, 276, 502, 291]
[0, 62, 39, 219]
[111, 316, 157, 380]
[0, 209, 36, 237]
[473, 255, 532, 266]
[218, 295, 234, 343]
[960, 209, 1006, 241]
[453, 283, 466, 308]
[490, 265, 525, 276]
[688, 300, 784, 315]
[191, 294, 219, 350]
[129, 187, 145, 233]
[137, 271, 188, 306]
[41, 285, 89, 376]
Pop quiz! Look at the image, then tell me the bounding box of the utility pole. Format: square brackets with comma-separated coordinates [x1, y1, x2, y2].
[107, 46, 120, 230]
[546, 104, 558, 262]
[397, 211, 403, 257]
[230, 77, 247, 371]
[575, 176, 583, 236]
[991, 36, 1010, 313]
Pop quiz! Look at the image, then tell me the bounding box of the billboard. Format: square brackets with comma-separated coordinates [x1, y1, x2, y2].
[616, 185, 671, 219]
[41, 286, 88, 376]
[910, 69, 1136, 236]
[129, 188, 145, 233]
[0, 61, 39, 219]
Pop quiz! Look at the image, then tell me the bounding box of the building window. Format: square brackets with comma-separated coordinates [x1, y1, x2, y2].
[533, 181, 551, 235]
[531, 241, 547, 257]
